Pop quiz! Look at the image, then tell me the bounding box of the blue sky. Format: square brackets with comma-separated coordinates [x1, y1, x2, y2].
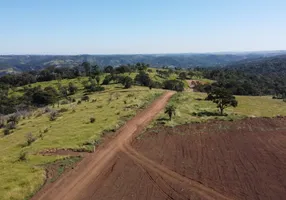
[0, 0, 286, 54]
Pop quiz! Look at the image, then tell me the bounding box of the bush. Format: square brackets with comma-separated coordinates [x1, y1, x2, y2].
[18, 152, 27, 161]
[26, 133, 36, 146]
[58, 108, 69, 113]
[3, 128, 10, 135]
[0, 118, 5, 129]
[90, 117, 95, 123]
[7, 114, 20, 124]
[77, 100, 82, 105]
[61, 100, 69, 105]
[81, 95, 90, 102]
[6, 122, 16, 130]
[163, 80, 184, 92]
[49, 111, 58, 121]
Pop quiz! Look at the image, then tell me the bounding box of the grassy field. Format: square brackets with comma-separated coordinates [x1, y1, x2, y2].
[0, 86, 163, 200]
[156, 92, 286, 126]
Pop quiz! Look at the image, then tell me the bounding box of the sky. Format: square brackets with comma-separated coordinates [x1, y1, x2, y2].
[0, 0, 286, 55]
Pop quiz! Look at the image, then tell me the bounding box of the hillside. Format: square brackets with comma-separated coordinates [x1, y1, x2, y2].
[195, 54, 286, 96]
[1, 51, 286, 73]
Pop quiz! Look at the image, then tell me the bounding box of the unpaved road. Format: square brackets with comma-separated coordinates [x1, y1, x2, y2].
[32, 91, 175, 200]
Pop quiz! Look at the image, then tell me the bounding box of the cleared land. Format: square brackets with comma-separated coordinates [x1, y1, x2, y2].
[0, 87, 163, 200]
[88, 117, 286, 200]
[31, 91, 175, 200]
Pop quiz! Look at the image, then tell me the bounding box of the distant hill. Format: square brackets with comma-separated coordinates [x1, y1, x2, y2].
[227, 54, 286, 75]
[1, 51, 286, 73]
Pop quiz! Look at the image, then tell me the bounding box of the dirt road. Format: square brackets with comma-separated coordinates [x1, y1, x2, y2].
[32, 91, 175, 200]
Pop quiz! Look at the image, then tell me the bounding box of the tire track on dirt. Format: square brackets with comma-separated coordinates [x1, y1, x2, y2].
[121, 142, 235, 200]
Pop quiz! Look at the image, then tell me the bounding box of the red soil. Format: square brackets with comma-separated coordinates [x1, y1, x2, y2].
[86, 117, 286, 200]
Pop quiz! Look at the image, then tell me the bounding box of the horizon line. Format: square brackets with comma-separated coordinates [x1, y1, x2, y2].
[1, 49, 286, 56]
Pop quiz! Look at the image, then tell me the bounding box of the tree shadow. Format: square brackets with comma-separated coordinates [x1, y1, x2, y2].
[156, 117, 169, 124]
[192, 111, 227, 117]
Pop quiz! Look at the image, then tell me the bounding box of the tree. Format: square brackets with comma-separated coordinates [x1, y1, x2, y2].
[179, 72, 187, 80]
[104, 66, 114, 74]
[123, 76, 133, 89]
[91, 64, 101, 77]
[163, 80, 184, 92]
[102, 75, 112, 85]
[206, 88, 238, 115]
[134, 71, 151, 86]
[68, 82, 78, 95]
[165, 105, 176, 120]
[82, 62, 91, 76]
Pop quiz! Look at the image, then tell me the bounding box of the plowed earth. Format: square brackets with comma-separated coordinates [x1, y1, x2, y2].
[33, 91, 286, 200]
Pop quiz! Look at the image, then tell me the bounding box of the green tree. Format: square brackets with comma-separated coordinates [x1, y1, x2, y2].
[123, 76, 133, 89]
[206, 88, 238, 115]
[134, 71, 151, 86]
[68, 82, 78, 95]
[165, 105, 176, 120]
[82, 62, 91, 76]
[104, 66, 114, 74]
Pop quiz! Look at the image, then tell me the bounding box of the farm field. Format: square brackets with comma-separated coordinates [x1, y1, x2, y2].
[88, 117, 286, 200]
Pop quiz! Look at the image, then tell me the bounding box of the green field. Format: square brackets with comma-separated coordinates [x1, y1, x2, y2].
[157, 92, 286, 126]
[0, 86, 163, 200]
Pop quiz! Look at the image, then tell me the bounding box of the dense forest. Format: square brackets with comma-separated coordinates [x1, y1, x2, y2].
[195, 55, 286, 97]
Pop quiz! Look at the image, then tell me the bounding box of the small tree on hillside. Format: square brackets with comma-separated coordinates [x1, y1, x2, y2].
[165, 105, 176, 120]
[134, 71, 151, 86]
[206, 88, 238, 116]
[68, 82, 78, 95]
[123, 76, 133, 89]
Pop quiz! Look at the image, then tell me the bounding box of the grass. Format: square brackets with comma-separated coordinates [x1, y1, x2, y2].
[49, 156, 82, 183]
[0, 86, 163, 200]
[156, 92, 286, 126]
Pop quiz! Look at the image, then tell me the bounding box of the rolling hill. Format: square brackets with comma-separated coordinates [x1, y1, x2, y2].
[1, 51, 286, 74]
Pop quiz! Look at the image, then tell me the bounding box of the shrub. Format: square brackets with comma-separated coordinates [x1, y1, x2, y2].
[49, 111, 58, 121]
[61, 100, 69, 105]
[7, 114, 20, 124]
[91, 99, 97, 103]
[18, 152, 27, 161]
[44, 107, 52, 113]
[6, 122, 16, 130]
[77, 100, 82, 105]
[26, 133, 36, 146]
[81, 95, 90, 102]
[3, 128, 10, 135]
[163, 80, 184, 92]
[90, 117, 95, 123]
[0, 117, 5, 129]
[58, 108, 69, 113]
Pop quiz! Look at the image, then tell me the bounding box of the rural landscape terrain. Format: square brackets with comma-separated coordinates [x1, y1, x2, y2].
[0, 52, 286, 200]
